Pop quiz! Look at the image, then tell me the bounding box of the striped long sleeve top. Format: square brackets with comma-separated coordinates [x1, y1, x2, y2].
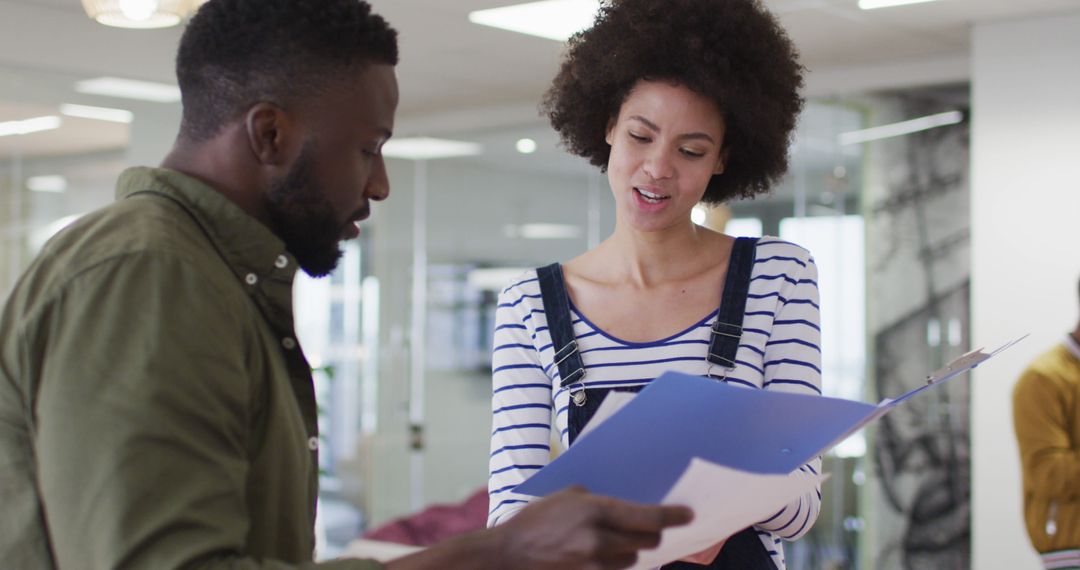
[487, 237, 822, 569]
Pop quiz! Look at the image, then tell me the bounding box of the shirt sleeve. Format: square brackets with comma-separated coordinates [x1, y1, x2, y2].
[27, 251, 380, 570]
[754, 254, 823, 541]
[1013, 364, 1080, 501]
[487, 279, 553, 527]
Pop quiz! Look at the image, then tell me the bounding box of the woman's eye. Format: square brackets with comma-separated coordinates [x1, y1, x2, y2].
[681, 148, 705, 158]
[628, 132, 649, 142]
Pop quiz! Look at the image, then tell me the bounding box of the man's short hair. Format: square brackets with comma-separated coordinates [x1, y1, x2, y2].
[176, 0, 398, 141]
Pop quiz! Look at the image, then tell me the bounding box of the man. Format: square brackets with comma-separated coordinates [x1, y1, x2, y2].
[0, 0, 691, 568]
[1014, 279, 1080, 569]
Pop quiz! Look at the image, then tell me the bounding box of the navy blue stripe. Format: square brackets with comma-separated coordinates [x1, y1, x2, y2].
[774, 498, 803, 534]
[755, 255, 807, 268]
[489, 499, 529, 515]
[796, 279, 818, 286]
[492, 423, 550, 435]
[586, 356, 703, 370]
[494, 363, 544, 374]
[764, 359, 822, 374]
[764, 379, 822, 394]
[493, 383, 549, 395]
[495, 323, 528, 332]
[753, 273, 799, 286]
[498, 294, 542, 308]
[493, 403, 552, 414]
[760, 508, 786, 525]
[554, 378, 652, 399]
[724, 377, 759, 389]
[490, 484, 519, 494]
[800, 464, 820, 475]
[502, 277, 538, 294]
[735, 359, 765, 375]
[491, 464, 543, 476]
[740, 343, 766, 356]
[492, 444, 549, 458]
[493, 343, 534, 352]
[783, 298, 821, 310]
[789, 503, 813, 538]
[744, 328, 769, 336]
[766, 338, 821, 352]
[744, 310, 776, 317]
[748, 292, 786, 303]
[581, 339, 710, 354]
[556, 405, 569, 417]
[773, 319, 821, 331]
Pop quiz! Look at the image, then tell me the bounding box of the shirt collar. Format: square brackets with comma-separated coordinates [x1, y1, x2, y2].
[115, 167, 299, 322]
[1065, 333, 1080, 362]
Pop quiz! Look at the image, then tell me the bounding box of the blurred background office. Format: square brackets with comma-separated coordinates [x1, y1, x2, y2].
[2, 0, 1078, 568]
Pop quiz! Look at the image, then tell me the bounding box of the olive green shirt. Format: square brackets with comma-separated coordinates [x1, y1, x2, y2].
[0, 167, 380, 569]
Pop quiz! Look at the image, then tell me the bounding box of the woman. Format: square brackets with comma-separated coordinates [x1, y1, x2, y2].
[488, 1, 820, 568]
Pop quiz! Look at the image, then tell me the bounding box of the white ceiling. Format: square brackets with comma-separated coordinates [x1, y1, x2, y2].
[1, 0, 1079, 152]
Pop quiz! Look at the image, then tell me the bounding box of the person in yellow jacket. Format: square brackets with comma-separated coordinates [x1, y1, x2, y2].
[1014, 280, 1080, 570]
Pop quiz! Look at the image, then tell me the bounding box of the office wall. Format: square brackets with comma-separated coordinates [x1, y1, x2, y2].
[971, 10, 1080, 570]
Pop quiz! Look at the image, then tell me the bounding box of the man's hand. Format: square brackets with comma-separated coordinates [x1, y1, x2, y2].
[490, 486, 693, 570]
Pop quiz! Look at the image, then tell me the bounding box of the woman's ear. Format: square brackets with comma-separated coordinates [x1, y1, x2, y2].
[605, 118, 616, 146]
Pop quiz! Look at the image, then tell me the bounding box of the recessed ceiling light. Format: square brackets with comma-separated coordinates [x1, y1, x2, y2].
[75, 77, 181, 103]
[27, 175, 68, 193]
[516, 138, 538, 154]
[839, 110, 963, 145]
[382, 137, 482, 160]
[60, 103, 134, 124]
[0, 116, 62, 138]
[469, 0, 600, 42]
[858, 0, 938, 10]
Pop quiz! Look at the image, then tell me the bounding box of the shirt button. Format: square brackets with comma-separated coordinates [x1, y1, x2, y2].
[307, 436, 319, 451]
[282, 337, 297, 350]
[245, 273, 258, 285]
[275, 255, 289, 269]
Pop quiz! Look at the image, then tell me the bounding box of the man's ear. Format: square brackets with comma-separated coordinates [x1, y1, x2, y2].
[245, 103, 293, 166]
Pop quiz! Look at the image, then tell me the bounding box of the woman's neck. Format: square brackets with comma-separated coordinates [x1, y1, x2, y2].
[598, 218, 722, 287]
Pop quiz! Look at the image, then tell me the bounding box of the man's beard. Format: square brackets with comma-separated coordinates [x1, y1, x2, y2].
[266, 145, 345, 278]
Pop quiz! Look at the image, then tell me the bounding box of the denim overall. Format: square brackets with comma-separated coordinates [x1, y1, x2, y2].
[536, 236, 778, 570]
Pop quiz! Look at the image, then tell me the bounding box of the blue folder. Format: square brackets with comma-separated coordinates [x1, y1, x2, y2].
[514, 372, 878, 503]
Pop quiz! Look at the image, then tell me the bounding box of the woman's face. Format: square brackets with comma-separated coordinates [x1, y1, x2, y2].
[605, 80, 727, 233]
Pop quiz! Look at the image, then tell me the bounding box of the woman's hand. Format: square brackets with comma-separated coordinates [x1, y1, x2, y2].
[677, 539, 726, 565]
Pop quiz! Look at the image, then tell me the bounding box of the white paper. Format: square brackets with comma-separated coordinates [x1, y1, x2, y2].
[576, 391, 637, 440]
[629, 458, 826, 569]
[925, 333, 1028, 384]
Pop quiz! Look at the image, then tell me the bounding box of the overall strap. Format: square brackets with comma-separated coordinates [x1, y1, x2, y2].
[536, 264, 586, 396]
[707, 237, 760, 377]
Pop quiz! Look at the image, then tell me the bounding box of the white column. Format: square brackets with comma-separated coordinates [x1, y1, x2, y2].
[971, 11, 1080, 570]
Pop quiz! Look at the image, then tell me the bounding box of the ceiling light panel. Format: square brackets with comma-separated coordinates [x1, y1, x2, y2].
[75, 77, 181, 103]
[469, 0, 600, 42]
